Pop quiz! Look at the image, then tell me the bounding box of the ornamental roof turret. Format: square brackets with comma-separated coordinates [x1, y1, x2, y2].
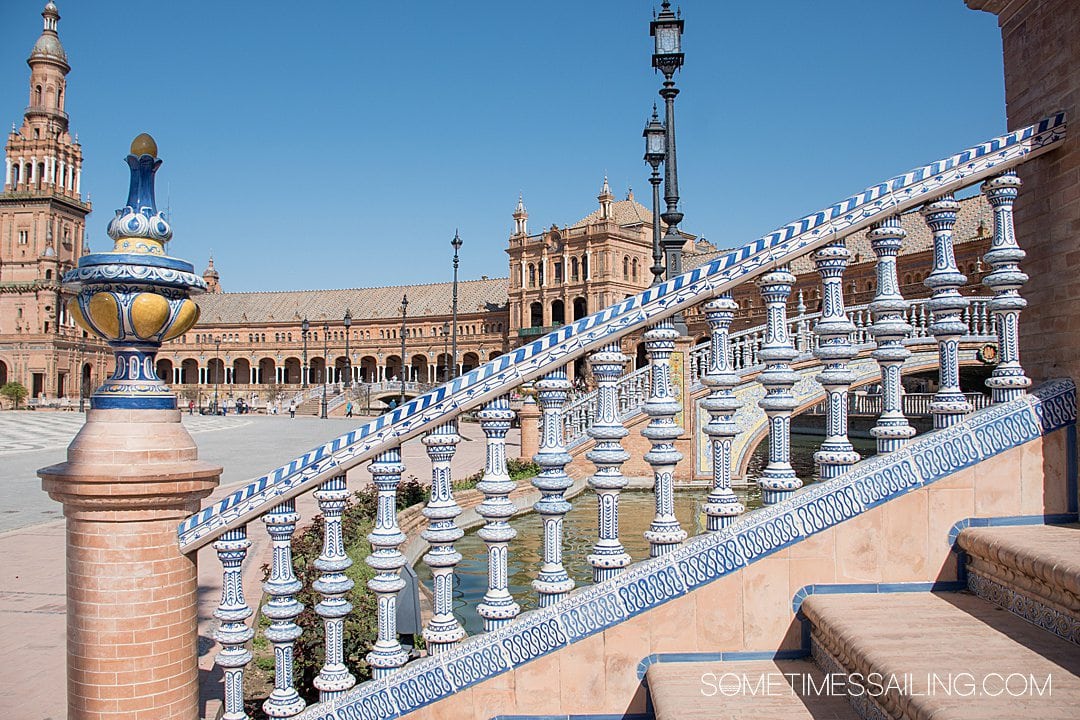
[29, 2, 68, 68]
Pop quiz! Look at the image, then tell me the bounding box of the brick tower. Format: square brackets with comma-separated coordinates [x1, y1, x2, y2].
[0, 2, 107, 403]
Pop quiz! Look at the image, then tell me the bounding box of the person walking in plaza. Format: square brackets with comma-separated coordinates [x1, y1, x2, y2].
[346, 401, 353, 418]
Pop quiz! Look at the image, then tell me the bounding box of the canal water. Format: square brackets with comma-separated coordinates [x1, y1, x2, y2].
[415, 432, 876, 636]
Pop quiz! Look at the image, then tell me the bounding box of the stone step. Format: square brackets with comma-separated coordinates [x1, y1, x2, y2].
[957, 523, 1079, 642]
[646, 658, 860, 720]
[802, 591, 1080, 719]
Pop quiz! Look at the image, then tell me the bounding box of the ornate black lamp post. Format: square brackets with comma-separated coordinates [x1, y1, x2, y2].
[651, 0, 687, 333]
[343, 309, 352, 388]
[320, 321, 329, 419]
[399, 294, 409, 406]
[301, 317, 309, 388]
[643, 105, 666, 286]
[442, 321, 450, 382]
[450, 230, 462, 379]
[213, 336, 221, 414]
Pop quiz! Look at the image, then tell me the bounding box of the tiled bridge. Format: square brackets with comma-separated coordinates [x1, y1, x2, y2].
[40, 113, 1077, 719]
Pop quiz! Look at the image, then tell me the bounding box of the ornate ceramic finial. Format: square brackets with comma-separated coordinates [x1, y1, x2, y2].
[64, 135, 206, 410]
[106, 132, 172, 254]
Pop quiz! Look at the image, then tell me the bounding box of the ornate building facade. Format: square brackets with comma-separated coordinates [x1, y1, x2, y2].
[0, 2, 109, 404]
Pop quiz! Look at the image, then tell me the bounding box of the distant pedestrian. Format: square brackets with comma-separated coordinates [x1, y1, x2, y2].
[346, 401, 354, 418]
[188, 400, 194, 415]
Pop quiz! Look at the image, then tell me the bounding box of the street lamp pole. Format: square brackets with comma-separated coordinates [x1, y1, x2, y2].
[213, 336, 221, 414]
[450, 230, 462, 379]
[400, 294, 409, 406]
[343, 309, 352, 389]
[301, 317, 309, 388]
[643, 104, 666, 286]
[651, 0, 688, 334]
[320, 322, 329, 419]
[442, 322, 450, 382]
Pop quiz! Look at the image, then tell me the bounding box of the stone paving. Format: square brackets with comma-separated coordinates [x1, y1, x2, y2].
[0, 410, 505, 719]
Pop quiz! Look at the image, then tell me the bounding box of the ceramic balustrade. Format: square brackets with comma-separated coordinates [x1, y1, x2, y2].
[191, 122, 1054, 715]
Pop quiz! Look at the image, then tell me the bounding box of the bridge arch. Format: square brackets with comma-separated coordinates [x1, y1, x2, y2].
[725, 347, 990, 480]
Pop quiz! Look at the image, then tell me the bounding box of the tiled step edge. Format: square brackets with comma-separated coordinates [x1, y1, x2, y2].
[958, 526, 1080, 644]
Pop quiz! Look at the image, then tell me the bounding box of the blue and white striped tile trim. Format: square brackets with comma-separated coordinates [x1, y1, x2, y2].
[290, 379, 1075, 720]
[178, 114, 1067, 551]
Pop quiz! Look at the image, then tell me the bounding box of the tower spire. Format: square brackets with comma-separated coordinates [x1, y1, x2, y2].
[598, 175, 614, 220]
[512, 192, 528, 236]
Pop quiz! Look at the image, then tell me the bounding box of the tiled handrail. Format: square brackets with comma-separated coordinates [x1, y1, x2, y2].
[178, 114, 1065, 551]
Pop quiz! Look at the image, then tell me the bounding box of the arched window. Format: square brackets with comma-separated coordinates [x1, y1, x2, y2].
[528, 263, 536, 288]
[45, 269, 52, 280]
[551, 299, 565, 325]
[582, 254, 589, 280]
[35, 85, 42, 105]
[631, 258, 639, 281]
[622, 256, 630, 280]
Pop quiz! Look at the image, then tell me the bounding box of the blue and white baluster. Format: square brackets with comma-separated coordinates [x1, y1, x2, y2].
[922, 195, 972, 428]
[586, 342, 633, 581]
[476, 395, 521, 630]
[642, 319, 688, 556]
[261, 502, 305, 717]
[365, 450, 409, 677]
[214, 527, 255, 720]
[757, 268, 802, 504]
[868, 217, 916, 453]
[421, 422, 466, 653]
[701, 295, 745, 530]
[982, 171, 1031, 403]
[532, 369, 575, 606]
[812, 241, 860, 479]
[313, 474, 356, 698]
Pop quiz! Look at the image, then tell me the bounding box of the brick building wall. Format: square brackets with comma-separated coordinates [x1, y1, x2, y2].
[967, 0, 1080, 383]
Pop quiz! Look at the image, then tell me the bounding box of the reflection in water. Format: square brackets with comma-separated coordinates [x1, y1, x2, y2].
[415, 432, 876, 635]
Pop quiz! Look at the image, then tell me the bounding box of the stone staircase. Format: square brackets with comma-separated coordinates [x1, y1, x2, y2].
[645, 524, 1080, 719]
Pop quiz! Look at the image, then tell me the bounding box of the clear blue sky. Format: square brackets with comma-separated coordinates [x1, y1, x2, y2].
[1, 1, 1006, 293]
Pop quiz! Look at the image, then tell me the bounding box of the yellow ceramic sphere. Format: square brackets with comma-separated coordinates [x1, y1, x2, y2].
[162, 299, 200, 341]
[87, 292, 120, 339]
[130, 292, 171, 339]
[130, 133, 158, 157]
[67, 298, 91, 334]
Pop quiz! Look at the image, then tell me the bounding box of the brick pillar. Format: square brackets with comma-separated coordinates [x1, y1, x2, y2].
[519, 395, 541, 462]
[966, 0, 1080, 383]
[39, 409, 220, 720]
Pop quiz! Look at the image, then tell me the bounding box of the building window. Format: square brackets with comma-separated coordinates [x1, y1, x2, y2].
[554, 262, 562, 283]
[528, 264, 536, 288]
[18, 230, 28, 245]
[570, 257, 579, 281]
[631, 258, 639, 281]
[582, 254, 589, 280]
[622, 256, 629, 280]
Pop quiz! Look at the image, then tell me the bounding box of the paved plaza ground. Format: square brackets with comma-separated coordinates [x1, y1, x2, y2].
[0, 410, 506, 719]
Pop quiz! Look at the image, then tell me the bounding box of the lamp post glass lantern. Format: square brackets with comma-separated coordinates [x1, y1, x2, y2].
[400, 294, 408, 406]
[343, 309, 352, 389]
[643, 105, 666, 286]
[320, 322, 328, 419]
[450, 230, 462, 379]
[301, 317, 309, 388]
